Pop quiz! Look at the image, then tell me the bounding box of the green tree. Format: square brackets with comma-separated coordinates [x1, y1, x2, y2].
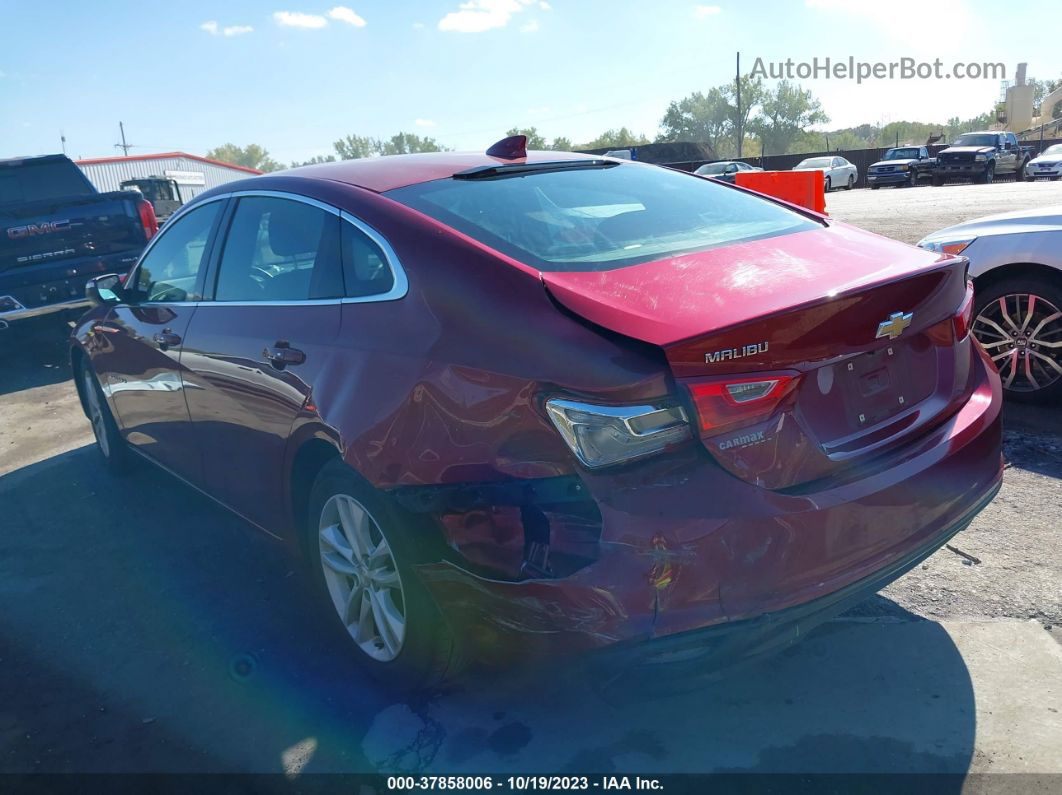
[334, 134, 379, 160]
[549, 136, 573, 151]
[579, 127, 649, 150]
[724, 75, 766, 156]
[658, 88, 732, 155]
[378, 132, 449, 155]
[749, 80, 828, 156]
[290, 154, 337, 168]
[505, 127, 548, 149]
[206, 143, 282, 172]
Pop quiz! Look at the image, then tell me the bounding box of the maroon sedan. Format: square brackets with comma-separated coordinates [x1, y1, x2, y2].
[72, 138, 1003, 688]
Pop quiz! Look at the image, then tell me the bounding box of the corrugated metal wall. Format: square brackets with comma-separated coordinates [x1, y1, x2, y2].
[76, 156, 254, 200]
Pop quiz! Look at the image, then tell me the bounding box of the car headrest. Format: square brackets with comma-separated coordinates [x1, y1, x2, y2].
[267, 203, 321, 257]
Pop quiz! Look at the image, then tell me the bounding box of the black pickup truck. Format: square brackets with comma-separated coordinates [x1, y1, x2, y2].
[867, 146, 936, 188]
[0, 154, 156, 331]
[933, 131, 1030, 185]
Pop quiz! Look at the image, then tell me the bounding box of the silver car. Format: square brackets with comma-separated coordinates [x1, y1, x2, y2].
[919, 207, 1062, 402]
[793, 155, 858, 191]
[1025, 144, 1062, 181]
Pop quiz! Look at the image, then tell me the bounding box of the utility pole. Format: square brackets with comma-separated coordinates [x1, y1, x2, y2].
[115, 122, 131, 156]
[735, 51, 743, 158]
[60, 131, 66, 156]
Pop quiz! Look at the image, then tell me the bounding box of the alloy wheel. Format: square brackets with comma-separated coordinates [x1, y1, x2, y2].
[318, 493, 406, 662]
[82, 368, 110, 458]
[974, 293, 1062, 393]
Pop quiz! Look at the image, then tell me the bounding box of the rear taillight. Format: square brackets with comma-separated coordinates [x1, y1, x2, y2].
[686, 373, 801, 436]
[137, 199, 159, 241]
[953, 281, 975, 341]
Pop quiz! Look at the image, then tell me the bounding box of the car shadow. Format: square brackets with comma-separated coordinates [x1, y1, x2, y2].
[0, 320, 74, 395]
[1, 446, 977, 785]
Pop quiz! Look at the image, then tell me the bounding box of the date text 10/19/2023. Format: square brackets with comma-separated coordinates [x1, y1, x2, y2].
[387, 776, 665, 791]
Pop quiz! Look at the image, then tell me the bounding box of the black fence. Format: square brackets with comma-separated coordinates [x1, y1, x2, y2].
[657, 137, 1062, 188]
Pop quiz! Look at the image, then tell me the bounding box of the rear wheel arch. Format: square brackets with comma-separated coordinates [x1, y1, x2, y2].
[70, 346, 89, 416]
[288, 435, 344, 543]
[972, 262, 1061, 296]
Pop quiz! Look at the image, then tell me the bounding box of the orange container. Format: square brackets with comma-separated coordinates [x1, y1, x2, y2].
[733, 170, 826, 215]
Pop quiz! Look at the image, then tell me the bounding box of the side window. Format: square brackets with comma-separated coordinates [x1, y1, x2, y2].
[133, 201, 221, 303]
[341, 220, 396, 298]
[832, 157, 842, 167]
[214, 196, 342, 302]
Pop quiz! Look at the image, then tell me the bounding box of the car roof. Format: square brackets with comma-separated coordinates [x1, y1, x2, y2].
[276, 149, 602, 193]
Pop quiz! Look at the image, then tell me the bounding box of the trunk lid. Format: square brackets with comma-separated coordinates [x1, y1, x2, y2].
[543, 221, 973, 490]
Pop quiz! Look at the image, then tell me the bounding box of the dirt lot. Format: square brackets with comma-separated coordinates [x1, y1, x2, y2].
[1, 181, 1061, 778]
[827, 178, 1062, 245]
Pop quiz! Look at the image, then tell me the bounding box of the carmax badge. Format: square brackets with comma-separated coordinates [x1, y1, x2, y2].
[875, 311, 914, 340]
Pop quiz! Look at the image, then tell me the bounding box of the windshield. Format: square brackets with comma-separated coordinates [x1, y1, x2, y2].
[953, 134, 997, 147]
[884, 148, 920, 160]
[695, 163, 727, 175]
[387, 162, 820, 273]
[796, 158, 831, 169]
[1043, 144, 1062, 156]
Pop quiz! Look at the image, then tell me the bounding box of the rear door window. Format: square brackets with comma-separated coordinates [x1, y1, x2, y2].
[213, 196, 342, 302]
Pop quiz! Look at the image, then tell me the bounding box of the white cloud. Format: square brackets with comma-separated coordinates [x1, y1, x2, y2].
[415, 118, 436, 127]
[327, 6, 366, 26]
[539, 1, 551, 8]
[273, 11, 329, 28]
[438, 0, 536, 33]
[692, 5, 721, 18]
[520, 19, 539, 32]
[223, 25, 254, 36]
[200, 20, 219, 34]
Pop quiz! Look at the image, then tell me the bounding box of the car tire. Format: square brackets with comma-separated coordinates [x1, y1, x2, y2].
[870, 184, 880, 190]
[978, 163, 995, 184]
[304, 458, 462, 691]
[933, 176, 944, 187]
[973, 276, 1062, 405]
[824, 176, 832, 192]
[1016, 160, 1028, 181]
[846, 174, 855, 190]
[79, 359, 130, 474]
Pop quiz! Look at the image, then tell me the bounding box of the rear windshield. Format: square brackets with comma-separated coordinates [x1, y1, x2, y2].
[885, 148, 920, 160]
[0, 159, 96, 206]
[386, 162, 820, 272]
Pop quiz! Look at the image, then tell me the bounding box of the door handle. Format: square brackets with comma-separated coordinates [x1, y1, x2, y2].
[263, 340, 306, 370]
[152, 329, 182, 349]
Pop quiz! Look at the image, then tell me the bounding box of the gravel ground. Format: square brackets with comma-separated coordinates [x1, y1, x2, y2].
[826, 178, 1062, 245]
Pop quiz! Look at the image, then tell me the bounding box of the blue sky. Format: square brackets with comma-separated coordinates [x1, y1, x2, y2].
[1, 0, 1059, 164]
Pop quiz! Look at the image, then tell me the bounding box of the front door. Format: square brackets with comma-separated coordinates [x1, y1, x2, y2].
[181, 194, 346, 534]
[94, 200, 224, 481]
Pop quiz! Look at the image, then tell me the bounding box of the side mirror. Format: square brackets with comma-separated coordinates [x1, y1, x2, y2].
[86, 273, 123, 306]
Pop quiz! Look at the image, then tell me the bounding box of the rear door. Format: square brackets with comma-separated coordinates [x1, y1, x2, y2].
[91, 199, 225, 480]
[180, 193, 347, 533]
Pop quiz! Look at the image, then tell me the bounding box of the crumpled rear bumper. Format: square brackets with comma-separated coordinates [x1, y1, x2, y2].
[415, 347, 1003, 666]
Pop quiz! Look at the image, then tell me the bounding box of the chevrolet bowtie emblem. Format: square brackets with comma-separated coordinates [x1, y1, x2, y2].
[876, 311, 913, 340]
